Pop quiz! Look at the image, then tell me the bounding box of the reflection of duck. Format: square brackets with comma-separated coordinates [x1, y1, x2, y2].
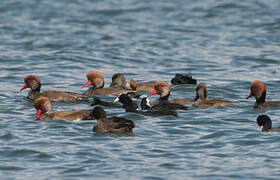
[247, 80, 280, 108]
[194, 83, 238, 108]
[20, 75, 87, 102]
[33, 97, 94, 121]
[256, 115, 280, 132]
[114, 94, 178, 117]
[92, 107, 135, 134]
[82, 72, 135, 96]
[146, 82, 188, 110]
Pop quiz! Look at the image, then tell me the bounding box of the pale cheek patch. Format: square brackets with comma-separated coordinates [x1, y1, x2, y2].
[146, 98, 151, 108]
[256, 124, 263, 131]
[114, 97, 120, 103]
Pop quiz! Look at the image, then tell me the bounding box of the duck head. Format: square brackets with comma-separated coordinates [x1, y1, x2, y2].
[147, 82, 170, 99]
[20, 75, 41, 92]
[33, 97, 52, 120]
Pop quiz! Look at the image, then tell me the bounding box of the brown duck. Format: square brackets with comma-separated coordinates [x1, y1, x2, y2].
[110, 73, 127, 88]
[20, 75, 87, 102]
[92, 107, 135, 134]
[33, 97, 94, 121]
[247, 80, 280, 108]
[147, 81, 194, 105]
[194, 82, 238, 108]
[82, 72, 135, 96]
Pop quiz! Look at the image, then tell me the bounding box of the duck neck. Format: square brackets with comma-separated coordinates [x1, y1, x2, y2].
[28, 90, 41, 100]
[256, 90, 266, 105]
[160, 93, 170, 101]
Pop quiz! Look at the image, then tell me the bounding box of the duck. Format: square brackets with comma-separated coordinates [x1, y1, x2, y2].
[109, 73, 127, 88]
[114, 93, 178, 117]
[256, 115, 280, 132]
[82, 72, 135, 96]
[92, 107, 135, 134]
[194, 82, 237, 108]
[126, 79, 157, 92]
[171, 72, 197, 85]
[33, 97, 94, 121]
[247, 80, 280, 108]
[109, 74, 141, 98]
[20, 75, 87, 102]
[146, 82, 189, 110]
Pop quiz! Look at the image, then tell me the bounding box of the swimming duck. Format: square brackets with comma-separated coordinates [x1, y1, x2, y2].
[146, 82, 189, 110]
[247, 80, 280, 108]
[171, 72, 197, 85]
[114, 93, 178, 117]
[82, 72, 135, 96]
[256, 115, 280, 132]
[92, 107, 135, 134]
[20, 75, 87, 102]
[194, 82, 237, 108]
[33, 97, 94, 121]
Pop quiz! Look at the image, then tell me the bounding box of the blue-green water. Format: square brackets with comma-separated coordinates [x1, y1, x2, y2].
[1, 0, 280, 179]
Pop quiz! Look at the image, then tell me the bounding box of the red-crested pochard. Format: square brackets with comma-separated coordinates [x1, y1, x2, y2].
[82, 72, 135, 96]
[20, 75, 87, 102]
[33, 97, 94, 121]
[146, 82, 188, 110]
[247, 80, 280, 108]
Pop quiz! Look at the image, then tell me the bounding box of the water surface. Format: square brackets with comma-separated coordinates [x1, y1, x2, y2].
[1, 0, 280, 179]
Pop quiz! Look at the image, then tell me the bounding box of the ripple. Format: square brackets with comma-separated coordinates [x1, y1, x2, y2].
[1, 0, 280, 179]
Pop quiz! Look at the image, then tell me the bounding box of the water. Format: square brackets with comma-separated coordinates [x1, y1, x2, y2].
[1, 0, 280, 179]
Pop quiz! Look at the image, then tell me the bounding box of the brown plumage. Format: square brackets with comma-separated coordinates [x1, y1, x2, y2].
[82, 72, 135, 96]
[169, 99, 194, 105]
[148, 81, 194, 105]
[194, 82, 238, 108]
[92, 107, 135, 134]
[33, 97, 94, 121]
[20, 75, 87, 102]
[110, 73, 127, 88]
[247, 80, 280, 108]
[127, 79, 157, 92]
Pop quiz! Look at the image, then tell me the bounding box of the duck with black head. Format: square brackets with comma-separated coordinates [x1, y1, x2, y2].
[256, 115, 280, 132]
[82, 72, 136, 96]
[33, 97, 94, 121]
[20, 75, 87, 102]
[92, 107, 135, 134]
[247, 80, 280, 108]
[114, 93, 178, 117]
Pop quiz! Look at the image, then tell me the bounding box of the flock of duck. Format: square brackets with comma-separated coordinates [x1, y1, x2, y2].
[20, 72, 280, 133]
